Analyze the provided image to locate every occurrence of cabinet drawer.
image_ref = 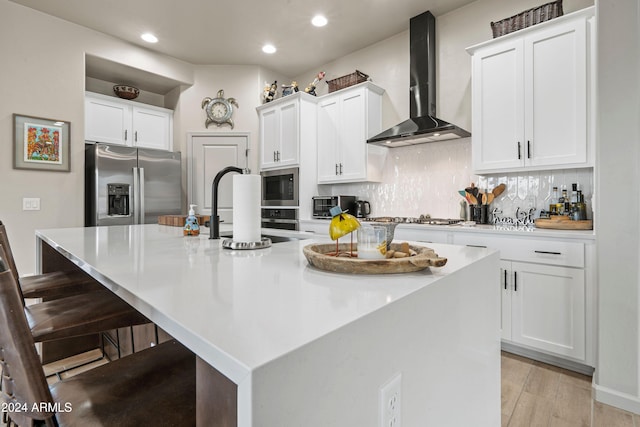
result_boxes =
[502,239,584,268]
[453,234,584,268]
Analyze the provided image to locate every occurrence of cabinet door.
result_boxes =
[338,89,367,181]
[525,20,587,167]
[500,261,512,340]
[85,96,131,145]
[278,100,299,166]
[132,106,172,150]
[471,39,525,171]
[259,107,280,169]
[317,97,340,183]
[511,262,585,360]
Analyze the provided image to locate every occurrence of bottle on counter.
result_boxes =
[549,186,559,215]
[559,188,568,215]
[577,191,588,220]
[183,204,200,236]
[571,183,579,210]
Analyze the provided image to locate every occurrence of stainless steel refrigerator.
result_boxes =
[85,143,181,226]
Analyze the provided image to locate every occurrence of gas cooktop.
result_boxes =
[362,216,463,226]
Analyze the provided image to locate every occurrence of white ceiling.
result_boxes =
[10,0,476,77]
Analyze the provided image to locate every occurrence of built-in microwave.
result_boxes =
[312,196,356,218]
[260,167,299,207]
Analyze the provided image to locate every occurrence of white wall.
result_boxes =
[593,0,640,413]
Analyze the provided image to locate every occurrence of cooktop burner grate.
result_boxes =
[362,217,462,226]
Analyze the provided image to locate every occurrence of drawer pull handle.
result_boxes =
[514,271,517,292]
[466,244,487,248]
[503,269,507,290]
[534,250,562,255]
[517,141,521,160]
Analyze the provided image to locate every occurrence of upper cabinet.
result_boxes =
[317,82,386,184]
[85,92,174,151]
[257,92,318,171]
[467,7,595,173]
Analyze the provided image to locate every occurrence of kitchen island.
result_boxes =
[36,224,500,426]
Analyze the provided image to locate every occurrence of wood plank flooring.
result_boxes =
[2,350,637,426]
[502,351,638,426]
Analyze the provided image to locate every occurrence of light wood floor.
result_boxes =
[502,351,638,426]
[3,350,637,426]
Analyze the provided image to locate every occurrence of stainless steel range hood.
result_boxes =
[367,11,470,147]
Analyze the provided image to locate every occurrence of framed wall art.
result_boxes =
[13,114,70,172]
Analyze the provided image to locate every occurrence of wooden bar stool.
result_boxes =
[0,221,103,300]
[0,243,149,343]
[0,267,196,427]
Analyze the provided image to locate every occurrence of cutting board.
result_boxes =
[158,215,210,227]
[535,216,593,230]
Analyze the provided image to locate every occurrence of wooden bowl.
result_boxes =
[302,242,447,274]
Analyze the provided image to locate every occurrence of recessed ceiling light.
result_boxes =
[311,15,328,27]
[141,33,158,43]
[262,44,277,54]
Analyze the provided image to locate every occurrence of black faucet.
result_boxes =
[210,166,246,239]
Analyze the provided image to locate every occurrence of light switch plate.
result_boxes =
[23,198,40,211]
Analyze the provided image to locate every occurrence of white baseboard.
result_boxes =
[593,383,640,415]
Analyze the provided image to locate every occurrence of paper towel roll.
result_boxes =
[232,174,261,243]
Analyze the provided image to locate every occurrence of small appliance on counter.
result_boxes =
[354,200,371,218]
[312,196,356,218]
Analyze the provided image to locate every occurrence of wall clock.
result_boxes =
[202,90,239,129]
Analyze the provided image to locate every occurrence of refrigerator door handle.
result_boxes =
[139,167,145,224]
[133,167,140,224]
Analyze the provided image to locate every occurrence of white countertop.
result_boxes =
[36,224,495,385]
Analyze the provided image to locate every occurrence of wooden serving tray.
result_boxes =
[535,216,593,230]
[302,242,447,274]
[158,215,210,227]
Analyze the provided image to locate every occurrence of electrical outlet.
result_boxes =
[380,373,402,427]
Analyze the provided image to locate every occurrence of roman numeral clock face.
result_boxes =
[201,90,238,129]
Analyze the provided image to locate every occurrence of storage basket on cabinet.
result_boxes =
[326,70,369,93]
[490,0,563,38]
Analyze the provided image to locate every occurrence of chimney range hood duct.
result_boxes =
[367,11,470,147]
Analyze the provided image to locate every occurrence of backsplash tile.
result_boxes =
[322,139,593,220]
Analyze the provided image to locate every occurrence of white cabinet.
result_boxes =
[453,232,591,364]
[317,82,387,184]
[85,92,173,150]
[257,92,317,171]
[501,260,585,360]
[467,8,595,173]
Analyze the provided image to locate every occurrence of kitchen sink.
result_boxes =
[219,233,308,244]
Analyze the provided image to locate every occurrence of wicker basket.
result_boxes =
[490,0,563,38]
[326,70,369,93]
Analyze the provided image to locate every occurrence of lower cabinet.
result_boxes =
[454,232,592,366]
[500,260,585,360]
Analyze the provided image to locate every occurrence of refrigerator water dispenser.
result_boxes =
[107,184,130,216]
